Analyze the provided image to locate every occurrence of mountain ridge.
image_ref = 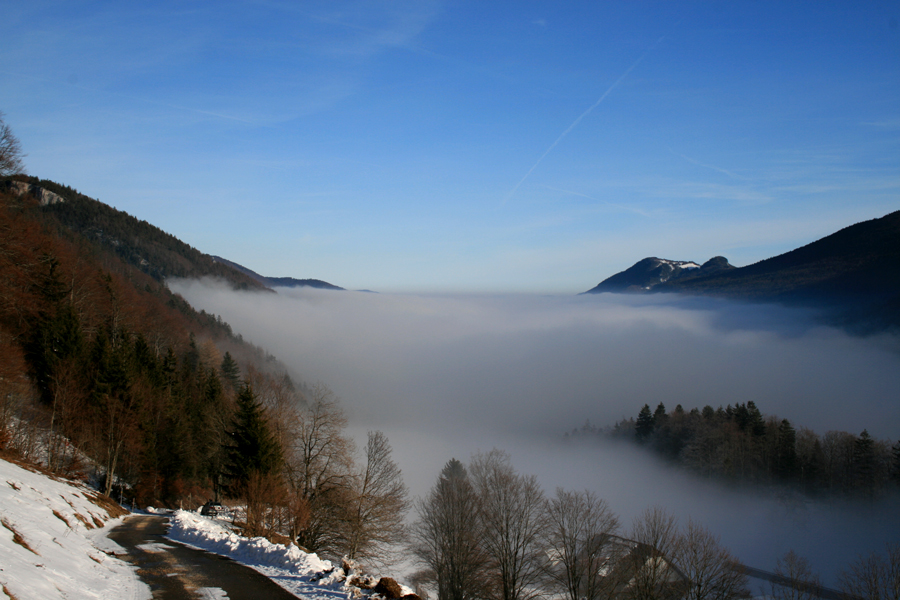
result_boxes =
[584,210,900,330]
[211,255,344,291]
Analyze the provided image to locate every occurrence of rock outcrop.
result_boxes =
[3,180,66,206]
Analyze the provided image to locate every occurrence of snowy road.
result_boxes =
[107,515,300,600]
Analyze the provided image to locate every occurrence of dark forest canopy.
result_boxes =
[574,402,900,499]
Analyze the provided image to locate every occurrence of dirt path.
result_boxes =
[107,514,300,600]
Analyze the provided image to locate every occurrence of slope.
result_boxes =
[661,210,900,302]
[5,176,268,291]
[212,255,344,290]
[0,454,146,600]
[584,210,900,329]
[0,181,293,508]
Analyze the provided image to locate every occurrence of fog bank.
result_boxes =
[171,280,900,580]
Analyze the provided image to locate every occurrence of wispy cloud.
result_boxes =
[267,0,442,59]
[861,117,900,129]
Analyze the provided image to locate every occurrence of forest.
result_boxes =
[578,402,900,498]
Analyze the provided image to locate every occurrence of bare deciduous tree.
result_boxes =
[345,430,409,565]
[287,383,355,554]
[677,519,748,600]
[838,543,899,600]
[0,112,25,176]
[625,506,684,600]
[470,449,547,600]
[544,488,620,600]
[770,551,821,600]
[411,458,489,600]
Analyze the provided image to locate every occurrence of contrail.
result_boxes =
[672,150,746,181]
[503,36,665,205]
[539,184,650,216]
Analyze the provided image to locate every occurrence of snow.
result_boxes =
[657,258,701,270]
[166,509,364,600]
[0,456,150,600]
[0,455,409,600]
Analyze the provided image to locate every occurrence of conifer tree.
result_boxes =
[775,419,798,479]
[653,403,668,428]
[635,404,654,442]
[225,384,282,495]
[220,351,241,390]
[852,430,876,496]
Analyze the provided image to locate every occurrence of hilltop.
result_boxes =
[212,255,344,290]
[584,210,900,330]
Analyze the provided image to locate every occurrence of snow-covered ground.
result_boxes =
[0,455,408,600]
[166,509,377,600]
[0,455,148,600]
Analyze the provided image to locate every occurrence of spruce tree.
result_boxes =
[775,419,798,479]
[635,404,654,442]
[852,430,876,496]
[220,351,241,390]
[225,384,282,495]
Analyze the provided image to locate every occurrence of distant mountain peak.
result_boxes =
[584,256,731,293]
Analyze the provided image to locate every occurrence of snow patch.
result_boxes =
[0,457,150,600]
[166,509,357,600]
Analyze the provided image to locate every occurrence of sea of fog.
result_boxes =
[170,279,900,583]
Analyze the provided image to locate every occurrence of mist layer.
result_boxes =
[170,279,900,581]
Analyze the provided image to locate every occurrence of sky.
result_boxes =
[2,1,899,293]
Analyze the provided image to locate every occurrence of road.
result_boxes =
[107,514,300,600]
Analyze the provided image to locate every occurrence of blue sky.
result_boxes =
[2,1,898,293]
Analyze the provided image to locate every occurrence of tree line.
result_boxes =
[579,402,900,498]
[410,452,898,600]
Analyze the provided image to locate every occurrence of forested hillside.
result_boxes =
[0,182,284,505]
[6,175,268,290]
[0,181,411,566]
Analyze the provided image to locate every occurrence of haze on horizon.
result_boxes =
[171,279,900,584]
[3,1,899,293]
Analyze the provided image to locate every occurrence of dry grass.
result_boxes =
[1,518,38,555]
[3,583,21,600]
[51,509,72,529]
[83,490,128,519]
[72,512,94,530]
